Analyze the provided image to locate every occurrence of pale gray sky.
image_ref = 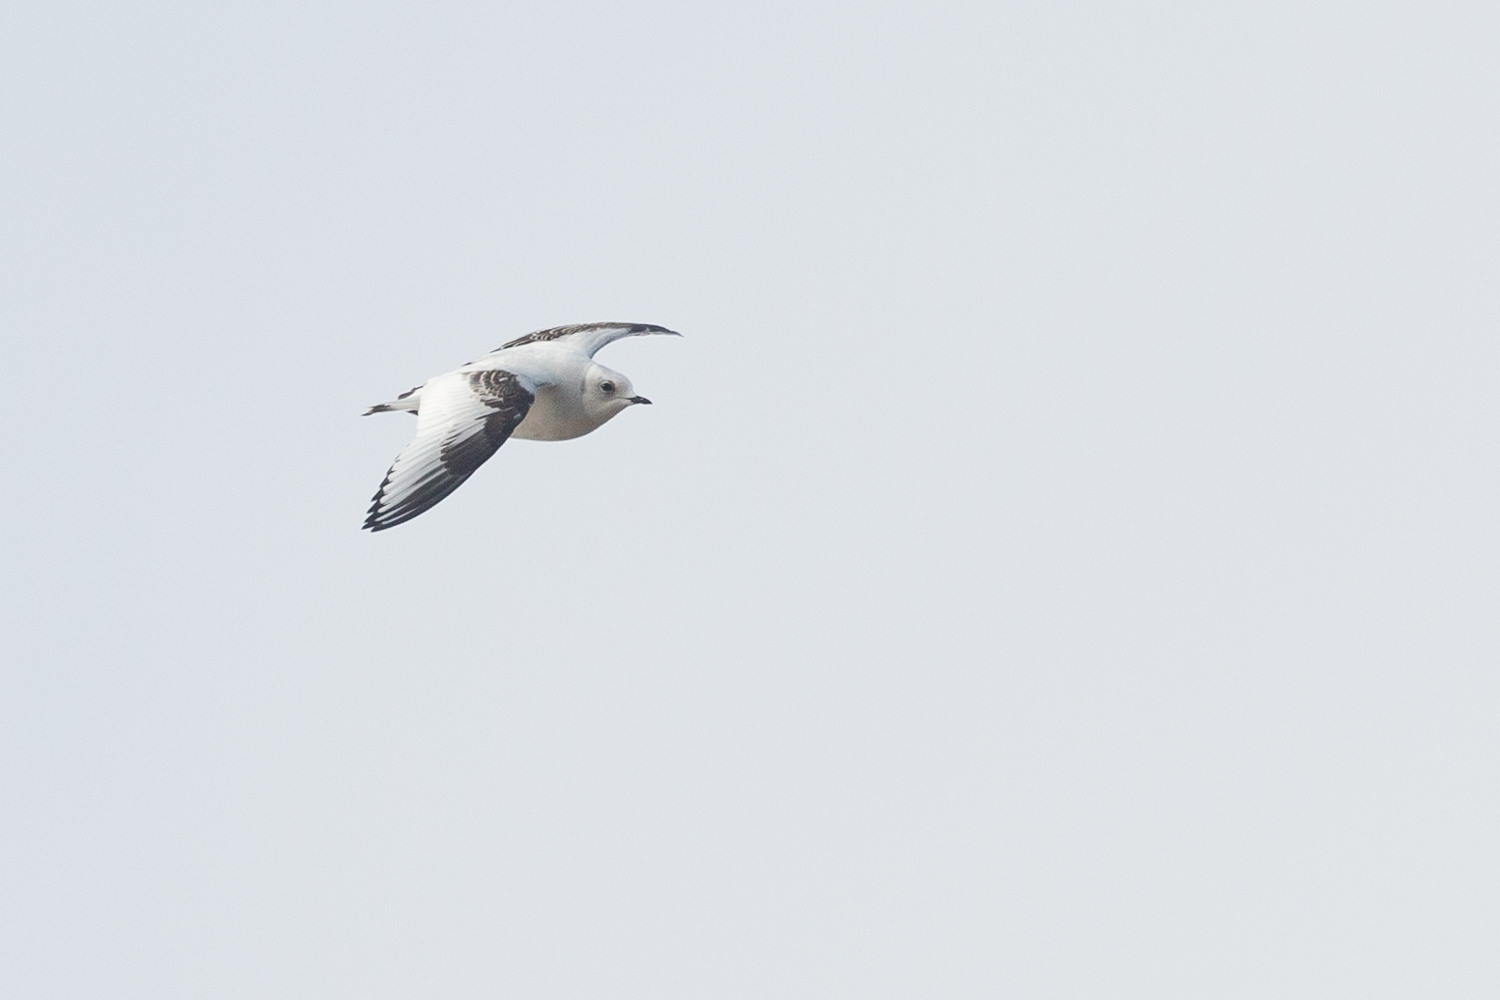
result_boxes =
[2,1,1497,997]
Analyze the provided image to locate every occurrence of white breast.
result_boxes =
[511,383,612,440]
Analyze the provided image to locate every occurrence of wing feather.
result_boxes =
[492,321,680,358]
[363,369,535,531]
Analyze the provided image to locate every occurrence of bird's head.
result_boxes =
[582,364,651,420]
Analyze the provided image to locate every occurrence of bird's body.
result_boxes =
[362,322,678,531]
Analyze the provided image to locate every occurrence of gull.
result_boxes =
[362,322,679,531]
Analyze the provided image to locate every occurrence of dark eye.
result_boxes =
[599,381,615,393]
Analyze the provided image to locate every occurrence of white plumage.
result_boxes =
[362,322,679,531]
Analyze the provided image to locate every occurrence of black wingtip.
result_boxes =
[363,478,394,531]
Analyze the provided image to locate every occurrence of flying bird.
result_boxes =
[362,322,680,531]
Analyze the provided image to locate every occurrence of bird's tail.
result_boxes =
[362,385,422,416]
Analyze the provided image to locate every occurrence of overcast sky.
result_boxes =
[2,1,1497,997]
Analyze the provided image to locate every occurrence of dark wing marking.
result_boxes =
[494,321,679,357]
[363,370,534,532]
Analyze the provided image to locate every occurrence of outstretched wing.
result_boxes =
[493,321,680,358]
[364,369,535,532]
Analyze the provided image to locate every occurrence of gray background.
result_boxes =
[2,1,1496,997]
